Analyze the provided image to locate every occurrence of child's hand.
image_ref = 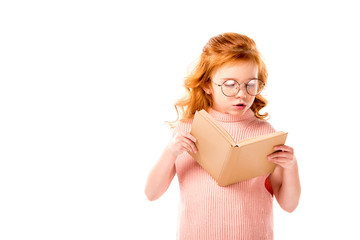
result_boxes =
[166,130,198,157]
[267,145,296,169]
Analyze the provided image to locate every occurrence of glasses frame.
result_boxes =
[211,79,265,97]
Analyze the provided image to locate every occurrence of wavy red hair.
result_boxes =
[170,32,269,127]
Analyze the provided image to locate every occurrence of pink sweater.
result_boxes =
[174,108,276,240]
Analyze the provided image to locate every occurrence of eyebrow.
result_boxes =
[220,77,259,82]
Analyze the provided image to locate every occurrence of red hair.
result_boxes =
[170,32,269,127]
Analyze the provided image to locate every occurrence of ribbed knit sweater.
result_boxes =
[174,108,276,240]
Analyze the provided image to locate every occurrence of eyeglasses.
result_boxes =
[212,79,265,97]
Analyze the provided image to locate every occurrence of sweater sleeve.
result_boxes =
[172,120,193,135]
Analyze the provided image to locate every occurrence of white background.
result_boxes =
[1,0,359,239]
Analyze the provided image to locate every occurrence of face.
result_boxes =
[204,61,259,116]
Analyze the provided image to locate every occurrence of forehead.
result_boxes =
[212,61,259,80]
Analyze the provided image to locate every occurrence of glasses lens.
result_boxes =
[247,79,264,96]
[221,80,239,97]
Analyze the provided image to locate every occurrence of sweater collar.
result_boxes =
[207,108,256,123]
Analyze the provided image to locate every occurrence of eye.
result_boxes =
[223,80,236,87]
[247,79,258,88]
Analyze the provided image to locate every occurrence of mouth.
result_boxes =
[234,103,246,107]
[233,103,246,110]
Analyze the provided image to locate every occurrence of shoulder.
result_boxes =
[172,119,193,134]
[248,118,276,135]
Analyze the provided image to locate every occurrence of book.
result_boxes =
[188,109,288,187]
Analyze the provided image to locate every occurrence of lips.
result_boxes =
[234,103,246,107]
[232,103,246,110]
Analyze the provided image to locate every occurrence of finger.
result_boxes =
[180,136,198,152]
[268,152,293,159]
[269,157,289,163]
[272,162,288,168]
[268,158,291,168]
[268,154,293,163]
[270,158,295,168]
[179,139,198,153]
[180,143,192,153]
[182,131,197,143]
[172,133,195,152]
[268,155,283,162]
[274,145,294,153]
[177,133,197,152]
[186,142,197,153]
[175,142,190,154]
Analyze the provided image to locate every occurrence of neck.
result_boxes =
[207,108,255,122]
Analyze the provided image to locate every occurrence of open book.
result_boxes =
[189,109,288,187]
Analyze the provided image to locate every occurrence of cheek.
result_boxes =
[211,91,228,107]
[248,96,256,105]
[212,88,223,100]
[218,93,229,104]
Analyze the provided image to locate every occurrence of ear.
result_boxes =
[202,82,212,95]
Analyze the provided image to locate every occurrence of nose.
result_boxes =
[235,85,247,99]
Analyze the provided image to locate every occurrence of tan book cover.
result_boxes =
[189,109,288,187]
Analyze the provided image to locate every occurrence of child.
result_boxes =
[145,32,301,240]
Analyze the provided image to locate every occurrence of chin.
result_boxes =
[229,108,247,116]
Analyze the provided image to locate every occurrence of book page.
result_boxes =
[199,110,236,146]
[221,132,287,185]
[236,131,286,147]
[190,111,234,181]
